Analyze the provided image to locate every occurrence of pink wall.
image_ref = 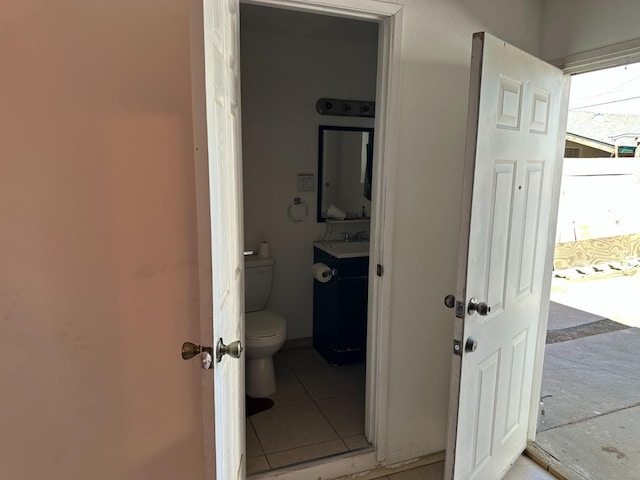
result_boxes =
[0,2,204,478]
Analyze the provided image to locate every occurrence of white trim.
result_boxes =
[238,0,403,476]
[365,5,403,465]
[550,37,640,75]
[242,0,402,17]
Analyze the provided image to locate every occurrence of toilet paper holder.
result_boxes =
[320,267,339,279]
[312,262,339,282]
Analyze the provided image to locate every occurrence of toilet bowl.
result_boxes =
[244,255,287,398]
[245,310,287,398]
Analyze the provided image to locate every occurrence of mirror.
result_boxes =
[317,125,374,222]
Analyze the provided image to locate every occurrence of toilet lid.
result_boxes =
[246,311,287,338]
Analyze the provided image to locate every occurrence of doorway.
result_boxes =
[534,62,640,479]
[239,3,383,475]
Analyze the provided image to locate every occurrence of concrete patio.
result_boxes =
[535,273,640,479]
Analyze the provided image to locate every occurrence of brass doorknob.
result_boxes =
[216,338,243,363]
[181,342,215,369]
[182,342,214,360]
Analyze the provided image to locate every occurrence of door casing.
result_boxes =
[190,0,404,478]
[526,43,640,441]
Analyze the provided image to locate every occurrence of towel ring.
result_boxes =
[288,197,308,222]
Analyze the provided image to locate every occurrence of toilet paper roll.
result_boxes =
[258,241,270,259]
[312,262,333,283]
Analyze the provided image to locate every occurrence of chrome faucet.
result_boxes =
[341,231,368,242]
[353,231,368,241]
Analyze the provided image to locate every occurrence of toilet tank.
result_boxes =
[244,255,275,312]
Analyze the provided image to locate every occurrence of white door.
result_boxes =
[445,33,569,480]
[192,0,245,479]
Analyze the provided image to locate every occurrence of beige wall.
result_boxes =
[1,1,203,479]
[565,140,612,158]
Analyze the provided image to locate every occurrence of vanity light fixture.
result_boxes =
[316,98,375,118]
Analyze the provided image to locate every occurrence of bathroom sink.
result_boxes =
[313,240,370,259]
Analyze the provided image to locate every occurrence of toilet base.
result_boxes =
[246,357,276,398]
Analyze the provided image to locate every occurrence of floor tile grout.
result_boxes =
[250,347,367,473]
[247,418,268,461]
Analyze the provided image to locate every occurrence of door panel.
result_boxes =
[517,162,543,296]
[485,160,515,315]
[200,0,245,478]
[446,33,569,480]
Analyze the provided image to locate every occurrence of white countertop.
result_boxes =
[313,240,370,259]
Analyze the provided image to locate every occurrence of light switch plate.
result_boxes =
[297,173,314,192]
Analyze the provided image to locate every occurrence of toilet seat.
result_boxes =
[246,310,287,338]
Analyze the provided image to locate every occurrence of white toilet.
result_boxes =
[244,255,287,398]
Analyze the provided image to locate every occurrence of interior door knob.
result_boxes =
[182,342,214,360]
[465,336,478,353]
[216,338,243,363]
[467,298,491,316]
[444,294,456,309]
[182,342,214,369]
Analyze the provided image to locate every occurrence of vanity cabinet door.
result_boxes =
[335,275,368,354]
[312,247,368,365]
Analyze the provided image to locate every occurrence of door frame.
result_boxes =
[190,0,404,478]
[443,33,573,479]
[526,42,640,442]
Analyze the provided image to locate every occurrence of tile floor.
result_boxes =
[247,348,558,479]
[247,347,369,475]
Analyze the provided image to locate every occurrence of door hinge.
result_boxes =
[376,264,383,277]
[455,300,465,319]
[453,339,462,356]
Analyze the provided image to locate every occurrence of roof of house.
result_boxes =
[567,110,640,147]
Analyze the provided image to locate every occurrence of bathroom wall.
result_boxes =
[240,5,378,340]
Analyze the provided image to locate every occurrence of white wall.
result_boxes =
[556,159,640,242]
[380,0,543,461]
[385,0,640,462]
[240,6,378,340]
[0,2,203,479]
[541,0,640,62]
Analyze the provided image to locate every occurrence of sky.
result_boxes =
[569,61,640,115]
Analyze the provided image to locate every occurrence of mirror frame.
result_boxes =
[317,125,374,222]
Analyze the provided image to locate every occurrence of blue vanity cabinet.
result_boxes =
[313,246,369,365]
